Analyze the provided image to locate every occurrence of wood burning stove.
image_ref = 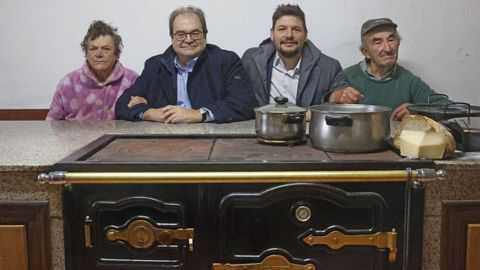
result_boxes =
[39,134,440,270]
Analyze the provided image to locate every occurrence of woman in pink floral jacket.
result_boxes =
[46,20,138,120]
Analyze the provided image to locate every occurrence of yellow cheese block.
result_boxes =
[398,130,447,159]
[393,115,456,159]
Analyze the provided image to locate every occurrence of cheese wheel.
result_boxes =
[393,115,456,159]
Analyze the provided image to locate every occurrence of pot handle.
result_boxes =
[325,115,353,127]
[284,114,305,124]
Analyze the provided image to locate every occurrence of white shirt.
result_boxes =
[270,53,301,104]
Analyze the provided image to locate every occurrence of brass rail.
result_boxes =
[37,169,445,184]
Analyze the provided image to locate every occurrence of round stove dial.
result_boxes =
[295,205,312,222]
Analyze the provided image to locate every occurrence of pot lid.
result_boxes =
[255,96,307,114]
[310,104,391,114]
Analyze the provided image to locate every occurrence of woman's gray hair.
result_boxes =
[169,6,208,38]
[81,20,123,57]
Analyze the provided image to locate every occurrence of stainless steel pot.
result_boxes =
[255,97,307,144]
[309,104,391,152]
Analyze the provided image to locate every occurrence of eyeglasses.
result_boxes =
[173,30,203,41]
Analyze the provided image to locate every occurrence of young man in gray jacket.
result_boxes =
[242,4,358,107]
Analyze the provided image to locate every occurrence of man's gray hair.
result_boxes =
[169,6,208,38]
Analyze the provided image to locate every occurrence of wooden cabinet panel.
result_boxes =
[0,109,48,120]
[466,224,480,270]
[0,201,50,270]
[441,201,480,270]
[0,225,28,270]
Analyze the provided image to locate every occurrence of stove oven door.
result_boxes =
[211,182,408,270]
[63,184,198,270]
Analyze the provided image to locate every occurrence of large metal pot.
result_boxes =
[309,104,391,152]
[255,97,307,144]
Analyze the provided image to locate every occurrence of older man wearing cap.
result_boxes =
[332,18,441,121]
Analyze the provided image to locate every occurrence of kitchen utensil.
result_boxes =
[309,104,391,152]
[254,97,307,145]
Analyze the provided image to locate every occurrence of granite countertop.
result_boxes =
[0,120,255,171]
[0,120,478,172]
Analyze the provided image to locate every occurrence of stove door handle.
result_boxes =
[84,216,93,248]
[213,254,315,270]
[104,219,194,250]
[303,229,397,263]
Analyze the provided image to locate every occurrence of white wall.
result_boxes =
[1,0,479,108]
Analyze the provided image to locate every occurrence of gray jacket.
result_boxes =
[241,39,348,107]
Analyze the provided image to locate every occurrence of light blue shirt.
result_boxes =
[174,57,197,108]
[174,57,213,121]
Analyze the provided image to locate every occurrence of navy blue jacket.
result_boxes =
[115,44,257,123]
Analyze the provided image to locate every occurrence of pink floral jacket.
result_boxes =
[46,62,138,120]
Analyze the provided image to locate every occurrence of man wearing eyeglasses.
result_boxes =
[115,6,257,123]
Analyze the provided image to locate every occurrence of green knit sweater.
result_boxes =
[344,63,439,111]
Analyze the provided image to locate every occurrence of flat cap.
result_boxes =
[361,18,397,36]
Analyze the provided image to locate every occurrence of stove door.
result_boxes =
[64,185,198,270]
[213,183,400,270]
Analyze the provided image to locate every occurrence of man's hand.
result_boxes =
[162,106,203,123]
[329,87,364,104]
[392,103,411,121]
[142,108,167,122]
[143,106,202,123]
[128,96,148,108]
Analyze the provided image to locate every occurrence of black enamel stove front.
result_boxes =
[63,180,423,270]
